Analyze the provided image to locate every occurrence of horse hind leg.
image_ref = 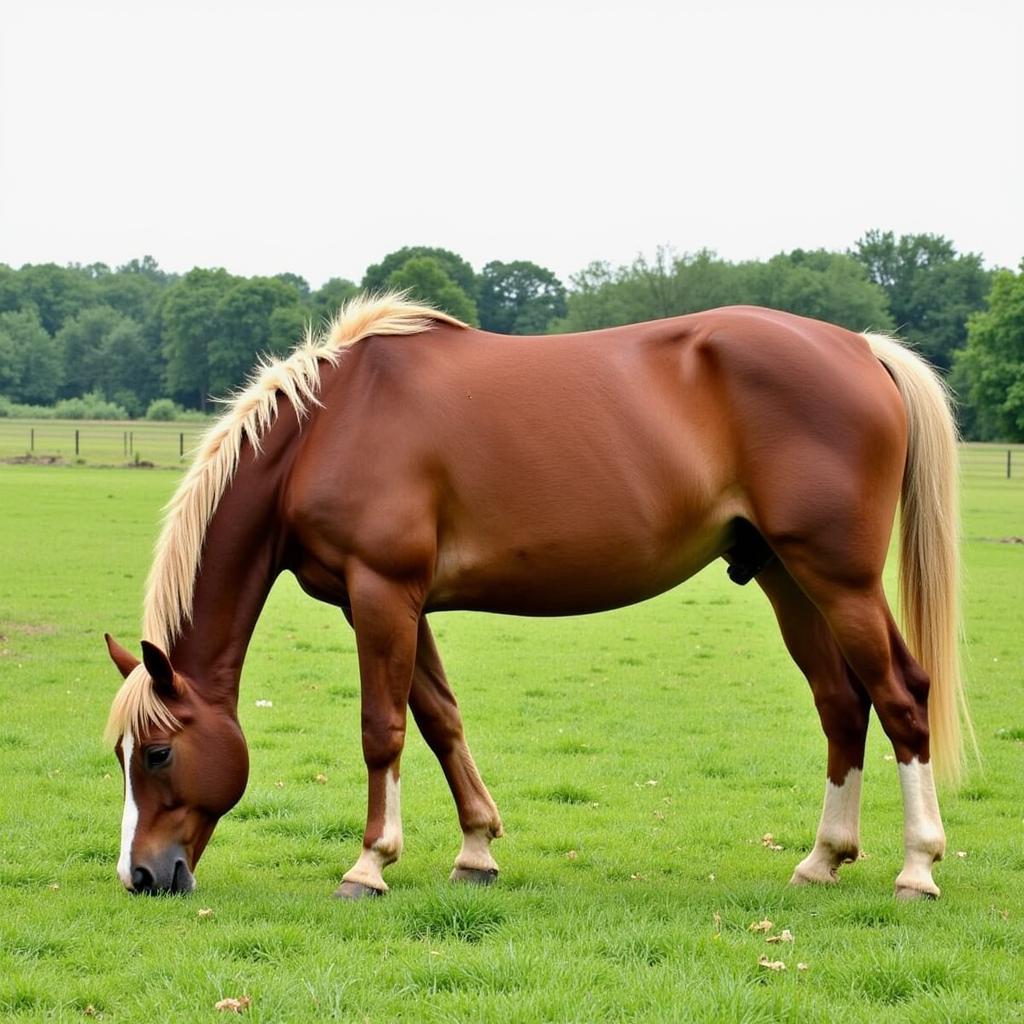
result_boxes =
[754,561,870,885]
[408,616,504,884]
[777,552,946,899]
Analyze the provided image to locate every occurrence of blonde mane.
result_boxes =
[104,292,465,744]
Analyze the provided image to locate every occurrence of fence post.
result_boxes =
[123,431,127,457]
[1009,450,1013,480]
[30,427,34,452]
[180,432,184,457]
[129,431,134,455]
[75,429,79,456]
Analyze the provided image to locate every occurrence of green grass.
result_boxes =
[0,458,1022,1022]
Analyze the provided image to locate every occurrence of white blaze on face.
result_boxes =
[117,731,139,889]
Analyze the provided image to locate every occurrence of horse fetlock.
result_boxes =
[454,827,500,873]
[373,834,403,864]
[790,841,856,886]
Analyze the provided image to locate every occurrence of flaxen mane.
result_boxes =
[105,293,465,744]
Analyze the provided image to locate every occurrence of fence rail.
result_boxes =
[1,419,1023,476]
[0,419,209,467]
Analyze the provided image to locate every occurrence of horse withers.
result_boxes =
[104,295,971,900]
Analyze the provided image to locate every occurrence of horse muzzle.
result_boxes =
[126,847,195,895]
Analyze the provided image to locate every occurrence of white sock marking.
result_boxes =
[791,767,863,884]
[895,757,945,894]
[117,732,138,889]
[342,772,403,891]
[818,767,863,853]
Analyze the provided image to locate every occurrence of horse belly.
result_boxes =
[429,496,734,616]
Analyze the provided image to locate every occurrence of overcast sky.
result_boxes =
[1,0,1020,287]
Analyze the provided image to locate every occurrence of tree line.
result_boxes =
[0,236,1020,439]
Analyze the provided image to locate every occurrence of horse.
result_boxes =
[104,293,971,901]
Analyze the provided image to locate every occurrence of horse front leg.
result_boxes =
[409,616,504,884]
[334,568,421,900]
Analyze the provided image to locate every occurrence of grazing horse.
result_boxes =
[104,294,971,901]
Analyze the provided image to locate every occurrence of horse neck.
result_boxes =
[167,402,301,708]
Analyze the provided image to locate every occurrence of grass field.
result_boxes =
[0,459,1022,1022]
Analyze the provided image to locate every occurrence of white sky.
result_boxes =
[1,0,1021,288]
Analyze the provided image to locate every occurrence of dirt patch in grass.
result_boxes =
[1,454,64,465]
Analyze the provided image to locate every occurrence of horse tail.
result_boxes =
[862,332,975,785]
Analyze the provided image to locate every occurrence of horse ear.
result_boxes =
[105,633,140,680]
[140,640,181,699]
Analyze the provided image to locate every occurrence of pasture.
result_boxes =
[0,459,1022,1022]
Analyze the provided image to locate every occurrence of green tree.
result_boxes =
[478,260,567,334]
[161,268,236,409]
[209,277,305,396]
[555,249,741,332]
[741,250,893,332]
[385,257,478,324]
[555,248,889,334]
[853,231,992,370]
[363,246,477,301]
[0,310,63,404]
[100,318,161,417]
[12,263,97,334]
[96,257,173,326]
[56,305,129,398]
[273,272,310,298]
[952,262,1024,440]
[309,277,360,327]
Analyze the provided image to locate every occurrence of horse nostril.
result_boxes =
[131,865,155,893]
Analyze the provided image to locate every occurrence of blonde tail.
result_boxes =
[862,333,975,785]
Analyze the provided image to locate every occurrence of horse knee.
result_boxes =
[361,719,406,768]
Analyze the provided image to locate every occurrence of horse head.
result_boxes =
[104,634,249,894]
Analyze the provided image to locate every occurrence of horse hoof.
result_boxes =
[333,880,385,900]
[895,883,939,901]
[450,866,499,886]
[789,865,838,887]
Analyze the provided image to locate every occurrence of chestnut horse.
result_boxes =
[104,294,970,901]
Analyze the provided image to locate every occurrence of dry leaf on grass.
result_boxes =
[254,699,273,708]
[797,962,810,971]
[766,929,794,944]
[566,849,578,860]
[757,956,786,971]
[712,912,722,934]
[761,833,783,851]
[955,850,967,858]
[749,919,774,933]
[215,996,251,1013]
[314,773,328,784]
[197,907,214,919]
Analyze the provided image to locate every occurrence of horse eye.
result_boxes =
[144,746,173,770]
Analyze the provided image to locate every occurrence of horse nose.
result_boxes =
[170,858,195,894]
[131,864,156,893]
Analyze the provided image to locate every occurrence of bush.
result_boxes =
[0,396,58,418]
[146,398,182,421]
[52,392,129,420]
